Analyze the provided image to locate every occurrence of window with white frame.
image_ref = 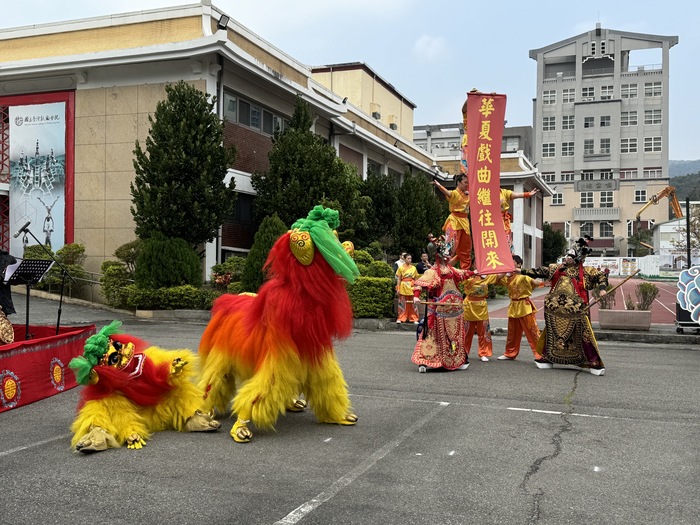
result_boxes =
[600,115,611,127]
[542,172,556,183]
[644,109,662,125]
[561,171,575,182]
[223,93,237,122]
[634,190,647,203]
[543,116,556,131]
[621,138,638,154]
[562,115,575,130]
[564,221,571,239]
[621,83,638,99]
[552,193,563,205]
[582,87,595,100]
[580,192,594,208]
[620,169,638,179]
[580,222,594,237]
[644,136,662,152]
[562,142,574,156]
[621,111,637,126]
[600,138,611,154]
[600,221,613,237]
[627,220,634,237]
[601,85,614,100]
[542,143,556,158]
[644,82,662,97]
[581,171,594,181]
[643,168,662,178]
[584,139,595,155]
[600,191,613,208]
[562,88,575,103]
[600,170,613,180]
[543,90,557,104]
[584,116,594,128]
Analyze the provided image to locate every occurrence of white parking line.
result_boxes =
[0,433,71,458]
[507,407,610,419]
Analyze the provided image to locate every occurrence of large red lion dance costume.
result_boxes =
[198,206,360,442]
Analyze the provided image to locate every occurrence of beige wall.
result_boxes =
[73,80,205,276]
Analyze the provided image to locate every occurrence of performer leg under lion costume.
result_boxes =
[198,206,360,443]
[68,321,220,453]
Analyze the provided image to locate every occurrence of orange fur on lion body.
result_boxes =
[198,230,357,439]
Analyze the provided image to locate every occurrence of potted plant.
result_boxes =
[597,281,659,331]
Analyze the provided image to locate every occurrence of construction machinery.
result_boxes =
[635,186,683,223]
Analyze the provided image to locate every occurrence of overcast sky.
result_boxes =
[2,0,698,160]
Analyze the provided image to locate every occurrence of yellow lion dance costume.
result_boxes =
[198,206,360,442]
[68,321,220,453]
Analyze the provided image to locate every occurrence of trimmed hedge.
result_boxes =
[347,276,395,318]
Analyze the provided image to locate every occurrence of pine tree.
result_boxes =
[131,81,237,250]
[358,171,399,248]
[542,222,567,265]
[240,214,288,292]
[251,95,368,239]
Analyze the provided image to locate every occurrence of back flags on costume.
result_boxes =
[465,91,514,275]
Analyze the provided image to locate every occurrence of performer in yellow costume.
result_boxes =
[395,254,419,323]
[433,174,472,270]
[462,274,500,361]
[499,188,540,253]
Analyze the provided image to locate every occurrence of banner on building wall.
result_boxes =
[465,92,513,274]
[8,102,66,257]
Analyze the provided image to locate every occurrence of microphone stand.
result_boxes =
[20,226,77,335]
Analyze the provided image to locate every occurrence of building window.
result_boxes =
[600,115,611,127]
[562,88,575,103]
[584,116,594,128]
[542,143,556,158]
[644,136,662,152]
[564,221,571,239]
[584,139,595,155]
[621,84,638,99]
[644,109,662,125]
[621,111,637,126]
[620,169,638,179]
[562,115,575,130]
[634,190,647,203]
[582,87,595,100]
[627,220,634,237]
[600,138,610,154]
[581,171,594,181]
[600,191,614,208]
[580,192,594,208]
[644,81,662,97]
[580,222,594,237]
[504,136,520,151]
[542,172,556,183]
[600,170,613,180]
[561,171,575,182]
[543,90,557,104]
[562,142,574,156]
[543,116,556,131]
[621,138,638,154]
[600,221,614,237]
[552,193,563,205]
[600,85,614,100]
[643,168,662,178]
[223,93,237,122]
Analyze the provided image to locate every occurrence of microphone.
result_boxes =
[13,221,31,238]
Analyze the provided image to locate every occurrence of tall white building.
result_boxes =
[530,24,678,256]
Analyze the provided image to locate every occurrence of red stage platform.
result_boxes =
[0,324,96,412]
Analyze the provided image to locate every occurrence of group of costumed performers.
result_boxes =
[68,320,220,453]
[519,237,609,375]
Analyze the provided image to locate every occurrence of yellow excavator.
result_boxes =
[635,186,683,224]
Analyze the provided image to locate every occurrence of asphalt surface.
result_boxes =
[1,292,699,525]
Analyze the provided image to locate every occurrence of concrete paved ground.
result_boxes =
[1,292,698,524]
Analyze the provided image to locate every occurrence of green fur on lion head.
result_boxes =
[68,320,122,385]
[291,206,360,284]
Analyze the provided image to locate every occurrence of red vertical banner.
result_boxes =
[466,92,514,274]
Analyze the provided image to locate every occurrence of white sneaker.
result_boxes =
[534,359,553,369]
[413,321,419,324]
[396,320,402,324]
[457,363,469,370]
[418,365,427,373]
[589,367,605,376]
[497,355,513,360]
[480,356,489,362]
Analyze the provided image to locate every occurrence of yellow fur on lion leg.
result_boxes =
[197,348,239,416]
[70,395,150,449]
[305,350,357,425]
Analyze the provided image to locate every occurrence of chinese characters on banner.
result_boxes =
[465,92,514,274]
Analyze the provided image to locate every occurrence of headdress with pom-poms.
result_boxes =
[69,320,122,385]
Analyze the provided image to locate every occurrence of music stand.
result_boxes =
[7,259,54,340]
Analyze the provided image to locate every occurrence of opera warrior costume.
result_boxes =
[412,237,476,372]
[521,241,608,375]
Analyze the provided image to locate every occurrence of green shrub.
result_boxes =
[211,256,246,291]
[22,243,88,295]
[347,276,394,318]
[134,234,202,289]
[634,282,660,310]
[365,260,394,278]
[355,263,368,276]
[353,249,373,266]
[365,241,384,261]
[100,261,133,309]
[124,284,219,310]
[114,239,143,274]
[227,281,244,294]
[241,214,287,292]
